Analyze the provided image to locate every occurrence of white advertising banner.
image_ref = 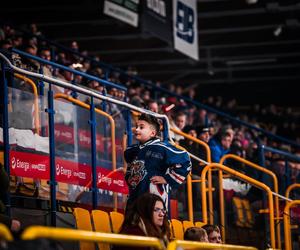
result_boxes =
[173,0,199,60]
[104,0,139,27]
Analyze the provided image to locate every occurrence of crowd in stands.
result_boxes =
[1,23,299,183]
[1,22,300,248]
[1,21,300,193]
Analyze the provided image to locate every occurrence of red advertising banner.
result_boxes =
[55,158,91,187]
[78,129,104,152]
[10,151,49,180]
[97,167,128,194]
[54,124,74,144]
[9,150,128,194]
[55,124,104,152]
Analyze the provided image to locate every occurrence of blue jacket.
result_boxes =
[124,138,191,206]
[208,138,229,163]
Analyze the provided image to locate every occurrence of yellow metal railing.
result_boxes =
[283,200,300,250]
[21,226,164,249]
[54,93,117,209]
[285,183,300,200]
[170,128,213,224]
[122,133,127,173]
[13,73,41,193]
[170,128,211,163]
[167,240,258,250]
[220,154,281,247]
[14,73,40,134]
[201,163,276,249]
[54,93,116,173]
[0,223,13,241]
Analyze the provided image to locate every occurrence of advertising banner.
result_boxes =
[141,0,172,44]
[9,150,128,194]
[173,0,199,60]
[103,0,140,27]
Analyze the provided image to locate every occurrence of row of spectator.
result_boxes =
[1,22,299,196]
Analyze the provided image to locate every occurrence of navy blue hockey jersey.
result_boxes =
[124,138,191,207]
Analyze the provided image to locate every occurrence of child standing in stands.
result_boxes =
[124,113,191,210]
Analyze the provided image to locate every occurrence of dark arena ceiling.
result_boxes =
[1,0,300,106]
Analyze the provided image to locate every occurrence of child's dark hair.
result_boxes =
[202,224,220,234]
[138,113,160,135]
[184,227,207,241]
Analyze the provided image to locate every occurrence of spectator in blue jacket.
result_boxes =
[209,129,233,163]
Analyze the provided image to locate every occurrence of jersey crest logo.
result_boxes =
[127,160,147,189]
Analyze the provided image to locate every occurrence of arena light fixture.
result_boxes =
[246,0,258,5]
[226,58,277,66]
[273,25,282,36]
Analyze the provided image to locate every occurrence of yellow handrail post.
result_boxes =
[170,128,212,224]
[21,226,164,249]
[283,200,300,250]
[54,93,117,210]
[208,168,214,224]
[285,183,300,200]
[201,163,276,249]
[14,73,40,134]
[186,174,193,222]
[122,133,127,174]
[167,239,258,250]
[220,154,280,248]
[218,168,225,242]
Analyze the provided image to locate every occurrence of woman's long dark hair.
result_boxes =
[121,193,170,239]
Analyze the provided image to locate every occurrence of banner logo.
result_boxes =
[176,1,194,43]
[11,157,16,169]
[56,164,61,175]
[173,0,198,60]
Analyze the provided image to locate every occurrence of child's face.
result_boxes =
[201,232,209,242]
[208,230,222,243]
[135,120,156,143]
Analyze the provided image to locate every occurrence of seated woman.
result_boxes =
[184,227,209,242]
[113,193,170,250]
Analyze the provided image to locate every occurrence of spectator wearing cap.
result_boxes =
[197,125,210,144]
[195,125,211,175]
